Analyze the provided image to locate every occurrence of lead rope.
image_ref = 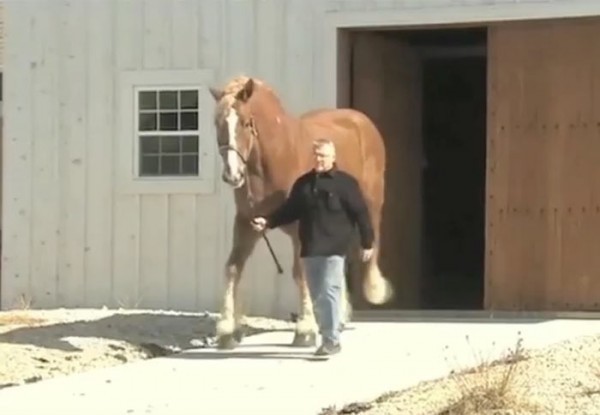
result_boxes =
[218,122,284,274]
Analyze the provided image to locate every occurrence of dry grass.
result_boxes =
[321,334,543,415]
[0,312,47,327]
[437,335,539,415]
[579,358,600,398]
[0,295,47,327]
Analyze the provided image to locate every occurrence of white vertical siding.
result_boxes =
[57,1,87,306]
[0,1,4,69]
[4,0,600,316]
[0,0,326,318]
[3,1,34,308]
[2,0,598,316]
[84,0,114,307]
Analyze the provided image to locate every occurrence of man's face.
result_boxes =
[313,145,335,172]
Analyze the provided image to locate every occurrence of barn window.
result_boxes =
[136,88,200,176]
[117,69,216,194]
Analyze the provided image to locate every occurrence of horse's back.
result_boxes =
[297,107,386,205]
[299,107,385,172]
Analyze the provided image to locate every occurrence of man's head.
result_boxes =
[312,138,336,173]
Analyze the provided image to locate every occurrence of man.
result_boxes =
[251,138,374,357]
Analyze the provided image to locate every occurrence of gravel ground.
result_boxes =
[5,309,600,414]
[322,333,600,415]
[0,307,293,389]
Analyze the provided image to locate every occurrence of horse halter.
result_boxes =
[218,115,258,206]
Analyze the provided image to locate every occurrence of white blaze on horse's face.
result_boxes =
[222,109,244,188]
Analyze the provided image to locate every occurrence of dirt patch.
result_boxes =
[0,308,293,389]
[321,333,600,415]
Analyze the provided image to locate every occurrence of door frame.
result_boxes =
[316,0,600,109]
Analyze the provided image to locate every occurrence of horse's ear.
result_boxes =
[236,78,255,102]
[209,86,224,101]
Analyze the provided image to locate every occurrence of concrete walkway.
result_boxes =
[2,316,600,415]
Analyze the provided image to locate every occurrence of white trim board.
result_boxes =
[318,0,600,108]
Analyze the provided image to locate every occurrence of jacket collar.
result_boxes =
[312,163,338,177]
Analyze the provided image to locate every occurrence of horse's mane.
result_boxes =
[213,75,281,124]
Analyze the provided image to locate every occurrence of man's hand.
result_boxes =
[361,248,374,262]
[251,217,267,232]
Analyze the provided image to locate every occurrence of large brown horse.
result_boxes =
[209,75,393,349]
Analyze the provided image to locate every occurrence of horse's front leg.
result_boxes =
[216,215,259,350]
[290,236,319,347]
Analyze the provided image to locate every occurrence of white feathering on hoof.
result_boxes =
[216,318,236,336]
[364,266,394,305]
[296,315,318,334]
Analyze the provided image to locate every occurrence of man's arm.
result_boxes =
[342,176,374,249]
[265,179,303,229]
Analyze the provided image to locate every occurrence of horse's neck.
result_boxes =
[237,111,299,215]
[256,112,299,187]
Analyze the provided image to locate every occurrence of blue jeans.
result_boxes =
[302,255,345,345]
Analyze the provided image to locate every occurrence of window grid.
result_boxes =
[135,87,201,177]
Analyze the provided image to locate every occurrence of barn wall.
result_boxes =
[1,0,323,318]
[486,17,600,311]
[5,0,600,316]
[0,1,4,69]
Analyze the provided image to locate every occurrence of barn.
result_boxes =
[2,0,600,318]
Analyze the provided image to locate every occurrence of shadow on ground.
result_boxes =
[0,312,294,355]
[0,309,568,359]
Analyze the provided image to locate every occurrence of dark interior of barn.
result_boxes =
[341,27,487,310]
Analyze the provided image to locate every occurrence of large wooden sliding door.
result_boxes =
[486,18,600,310]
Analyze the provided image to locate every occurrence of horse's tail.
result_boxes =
[362,253,394,305]
[345,109,392,305]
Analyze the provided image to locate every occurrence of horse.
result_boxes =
[209,75,393,349]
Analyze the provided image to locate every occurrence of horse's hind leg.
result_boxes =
[216,214,259,349]
[290,236,318,347]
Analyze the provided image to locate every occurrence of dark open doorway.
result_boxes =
[340,26,487,310]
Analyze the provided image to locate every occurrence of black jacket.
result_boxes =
[266,167,374,257]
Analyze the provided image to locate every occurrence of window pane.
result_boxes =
[139,113,157,131]
[159,112,178,131]
[140,136,160,154]
[160,136,180,153]
[180,111,198,130]
[140,155,160,176]
[181,135,199,153]
[139,91,157,110]
[159,91,178,110]
[182,155,199,175]
[180,90,198,109]
[161,155,180,175]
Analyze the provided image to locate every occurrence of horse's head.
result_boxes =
[210,78,258,189]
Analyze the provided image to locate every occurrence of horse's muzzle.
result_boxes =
[222,171,245,188]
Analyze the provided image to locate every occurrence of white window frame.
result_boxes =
[134,85,202,178]
[116,69,216,194]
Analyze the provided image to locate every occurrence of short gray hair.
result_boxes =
[312,138,336,155]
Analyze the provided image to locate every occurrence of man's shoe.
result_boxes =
[314,341,341,357]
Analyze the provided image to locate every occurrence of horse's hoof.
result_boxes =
[233,328,245,343]
[216,334,239,350]
[291,332,317,347]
